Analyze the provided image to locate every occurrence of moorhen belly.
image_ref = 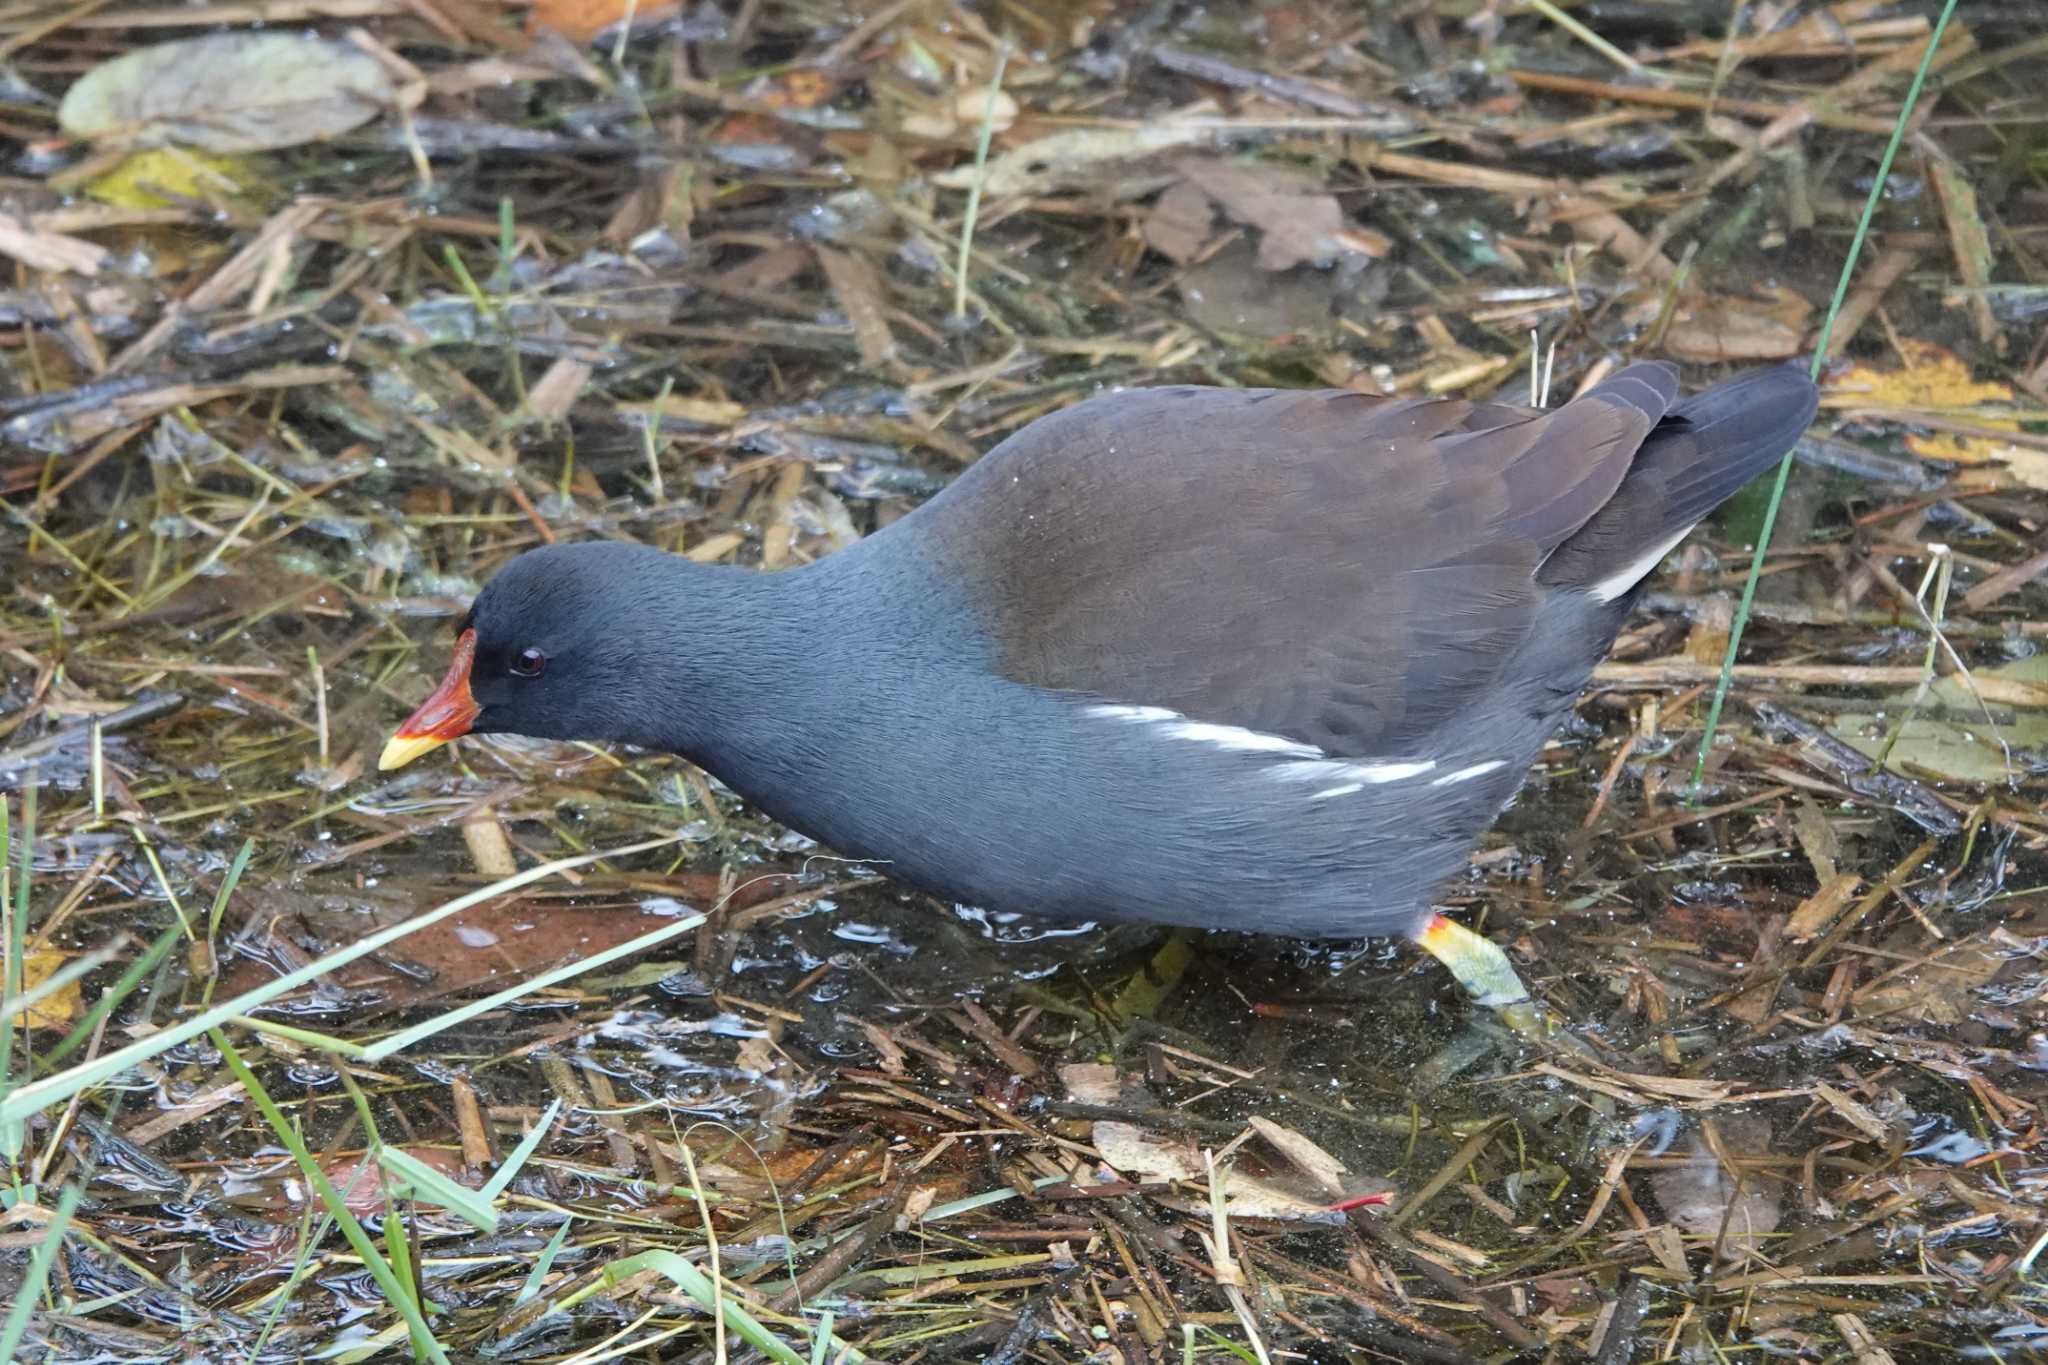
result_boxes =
[381,362,1818,1036]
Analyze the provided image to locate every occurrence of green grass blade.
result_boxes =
[226,1015,373,1059]
[951,45,1011,320]
[42,923,182,1068]
[379,1187,420,1346]
[516,1217,574,1304]
[133,836,194,942]
[244,1198,342,1365]
[361,912,702,1062]
[208,838,257,939]
[810,1309,835,1365]
[922,1174,1065,1222]
[1690,0,1961,796]
[0,1183,81,1364]
[210,1027,452,1365]
[1196,1324,1264,1364]
[377,1145,500,1234]
[480,1098,562,1203]
[600,1248,828,1365]
[1,789,31,1159]
[4,788,32,1016]
[8,785,27,927]
[0,832,682,1126]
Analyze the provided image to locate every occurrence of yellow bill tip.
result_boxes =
[378,732,450,771]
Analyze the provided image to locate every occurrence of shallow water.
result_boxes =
[4,0,2047,1357]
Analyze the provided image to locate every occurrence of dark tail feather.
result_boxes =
[1537,364,1819,597]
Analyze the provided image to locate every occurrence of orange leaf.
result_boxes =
[527,0,677,44]
[752,70,840,111]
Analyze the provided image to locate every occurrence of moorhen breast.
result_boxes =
[381,361,1818,1036]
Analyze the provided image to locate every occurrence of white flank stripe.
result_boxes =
[1270,758,1436,785]
[1432,759,1508,786]
[1084,703,1434,783]
[1160,720,1321,756]
[1588,527,1694,602]
[1310,783,1364,800]
[1087,704,1178,723]
[1084,704,1319,758]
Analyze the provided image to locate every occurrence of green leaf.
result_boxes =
[377,1145,500,1234]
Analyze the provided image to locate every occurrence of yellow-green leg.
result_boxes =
[1414,913,1595,1057]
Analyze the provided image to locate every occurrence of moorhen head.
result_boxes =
[382,362,1818,1035]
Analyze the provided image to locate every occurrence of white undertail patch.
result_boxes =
[1587,526,1695,603]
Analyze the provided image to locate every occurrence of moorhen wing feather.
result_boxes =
[381,361,1819,1034]
[922,367,1676,756]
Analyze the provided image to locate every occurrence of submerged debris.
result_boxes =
[0,0,2044,1360]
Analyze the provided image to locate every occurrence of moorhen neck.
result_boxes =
[382,362,1819,1035]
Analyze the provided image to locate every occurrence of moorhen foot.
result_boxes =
[381,362,1819,1043]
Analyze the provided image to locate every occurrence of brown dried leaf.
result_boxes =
[1647,1223,1692,1280]
[1813,1083,1892,1143]
[1792,799,1840,884]
[861,1022,909,1075]
[1175,158,1352,271]
[1663,293,1806,363]
[1648,1116,1781,1259]
[525,358,593,423]
[1721,975,1781,1027]
[900,86,1017,141]
[1058,1062,1123,1105]
[1091,1122,1334,1220]
[1928,155,2000,348]
[815,245,896,367]
[1091,1120,1198,1181]
[931,124,1208,197]
[1785,873,1864,942]
[1248,1116,1348,1197]
[0,214,110,276]
[1178,239,1341,338]
[735,1033,780,1076]
[461,813,518,878]
[1142,181,1216,265]
[315,1146,471,1215]
[1537,1063,1736,1102]
[897,1184,938,1229]
[1853,938,2006,1026]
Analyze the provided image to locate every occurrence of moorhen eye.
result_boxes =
[510,648,546,678]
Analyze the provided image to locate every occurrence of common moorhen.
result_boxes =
[382,362,1818,1034]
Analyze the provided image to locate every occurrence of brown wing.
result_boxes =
[920,366,1678,757]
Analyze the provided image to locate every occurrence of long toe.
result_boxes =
[1410,998,1604,1090]
[1413,912,1605,1067]
[1495,998,1603,1063]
